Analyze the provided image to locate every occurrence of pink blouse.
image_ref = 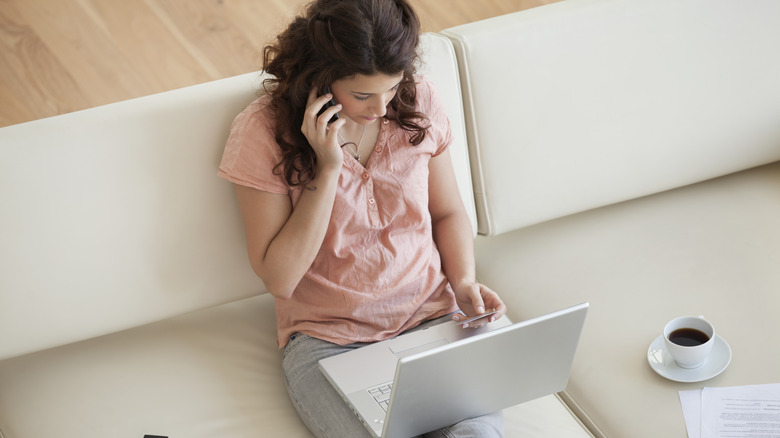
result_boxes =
[218,77,458,347]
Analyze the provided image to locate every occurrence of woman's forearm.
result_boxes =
[432,208,476,290]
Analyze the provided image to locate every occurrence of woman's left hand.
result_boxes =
[451,282,507,328]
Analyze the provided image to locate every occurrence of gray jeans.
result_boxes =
[281,317,504,438]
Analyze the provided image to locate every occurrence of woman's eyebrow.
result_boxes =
[351,81,403,96]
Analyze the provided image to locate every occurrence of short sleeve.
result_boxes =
[415,77,453,158]
[217,97,290,195]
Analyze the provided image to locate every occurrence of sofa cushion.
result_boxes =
[474,162,780,437]
[0,294,593,438]
[443,0,780,236]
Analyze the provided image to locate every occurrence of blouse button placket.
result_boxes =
[362,171,380,227]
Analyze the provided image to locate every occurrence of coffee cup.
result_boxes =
[663,316,715,369]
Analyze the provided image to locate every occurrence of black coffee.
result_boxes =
[669,328,710,346]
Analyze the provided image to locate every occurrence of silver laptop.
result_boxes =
[318,302,589,438]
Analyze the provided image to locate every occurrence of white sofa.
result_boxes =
[2,0,779,437]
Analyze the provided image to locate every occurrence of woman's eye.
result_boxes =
[354,95,369,101]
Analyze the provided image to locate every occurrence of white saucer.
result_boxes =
[647,334,732,383]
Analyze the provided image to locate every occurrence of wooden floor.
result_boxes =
[0,0,558,128]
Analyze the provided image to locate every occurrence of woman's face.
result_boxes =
[330,72,405,125]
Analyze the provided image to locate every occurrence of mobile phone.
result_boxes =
[457,309,499,327]
[316,86,339,124]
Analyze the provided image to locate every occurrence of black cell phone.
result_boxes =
[316,86,339,124]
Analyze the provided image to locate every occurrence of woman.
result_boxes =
[218,0,507,436]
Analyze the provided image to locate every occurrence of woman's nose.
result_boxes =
[370,96,389,117]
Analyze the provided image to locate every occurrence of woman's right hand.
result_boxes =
[301,88,347,172]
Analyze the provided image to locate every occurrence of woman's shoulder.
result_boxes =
[413,75,436,98]
[412,75,446,113]
[218,93,290,194]
[232,93,276,132]
[226,93,282,154]
[408,75,452,154]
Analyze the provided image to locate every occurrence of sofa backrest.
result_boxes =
[0,33,470,360]
[0,73,264,360]
[443,0,780,236]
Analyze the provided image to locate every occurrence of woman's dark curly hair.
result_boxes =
[262,0,428,186]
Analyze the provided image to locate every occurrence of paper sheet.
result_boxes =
[680,389,703,437]
[680,383,780,438]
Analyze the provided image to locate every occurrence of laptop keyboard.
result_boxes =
[367,381,393,411]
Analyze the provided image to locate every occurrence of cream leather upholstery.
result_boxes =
[443,0,780,235]
[475,161,780,437]
[0,72,265,360]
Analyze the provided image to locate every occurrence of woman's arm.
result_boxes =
[428,148,507,327]
[234,89,346,300]
[235,170,338,299]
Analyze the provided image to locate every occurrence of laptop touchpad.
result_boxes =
[390,338,449,359]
